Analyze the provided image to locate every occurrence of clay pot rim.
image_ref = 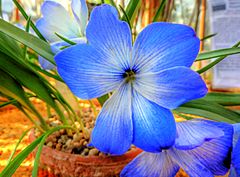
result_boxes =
[29,129,142,163]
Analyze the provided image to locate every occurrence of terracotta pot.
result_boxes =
[29,130,142,177]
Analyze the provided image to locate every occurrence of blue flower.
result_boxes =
[121,119,233,177]
[229,123,240,177]
[36,0,88,70]
[55,4,207,155]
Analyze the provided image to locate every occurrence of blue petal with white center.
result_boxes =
[175,119,224,150]
[86,4,132,71]
[131,89,176,152]
[36,0,80,42]
[132,22,200,73]
[173,120,233,176]
[121,152,179,177]
[133,66,207,109]
[55,44,123,99]
[91,84,133,155]
[71,0,88,36]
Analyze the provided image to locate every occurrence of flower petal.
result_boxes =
[231,138,240,176]
[55,44,123,99]
[132,22,199,73]
[169,148,214,177]
[233,123,240,146]
[86,4,132,70]
[39,38,86,70]
[91,84,132,155]
[36,1,80,42]
[38,56,55,70]
[121,152,179,177]
[132,89,176,152]
[71,0,88,36]
[134,66,207,109]
[175,119,224,150]
[172,121,233,176]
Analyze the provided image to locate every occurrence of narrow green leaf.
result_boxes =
[176,99,240,123]
[0,135,44,177]
[12,0,47,41]
[0,53,68,125]
[104,0,117,9]
[0,0,2,18]
[0,19,55,64]
[0,99,17,108]
[197,41,240,74]
[175,107,235,123]
[0,31,24,61]
[23,16,32,60]
[200,33,217,41]
[152,0,167,22]
[97,94,109,106]
[55,33,76,45]
[196,47,240,61]
[203,92,240,106]
[29,63,63,82]
[0,69,48,129]
[7,128,32,164]
[32,125,74,177]
[122,0,141,26]
[119,5,132,29]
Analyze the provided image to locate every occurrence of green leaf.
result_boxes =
[0,52,68,125]
[0,70,29,108]
[0,31,24,61]
[0,135,44,177]
[0,69,48,129]
[119,5,132,29]
[0,19,55,64]
[203,92,240,106]
[12,0,47,41]
[55,33,76,45]
[196,47,240,61]
[97,94,109,106]
[197,41,240,74]
[175,99,240,123]
[0,0,2,18]
[23,16,32,60]
[152,0,167,22]
[0,99,17,108]
[7,128,32,164]
[200,33,217,41]
[122,0,141,26]
[104,0,117,9]
[32,125,74,177]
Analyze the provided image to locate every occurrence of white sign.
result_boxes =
[208,0,240,89]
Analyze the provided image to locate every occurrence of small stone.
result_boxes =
[79,139,85,146]
[83,141,88,146]
[56,143,62,150]
[99,152,106,157]
[81,148,89,156]
[66,139,72,147]
[88,148,99,156]
[73,142,81,148]
[58,139,63,144]
[73,133,82,142]
[46,142,53,147]
[60,129,66,135]
[61,135,68,143]
[85,122,90,129]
